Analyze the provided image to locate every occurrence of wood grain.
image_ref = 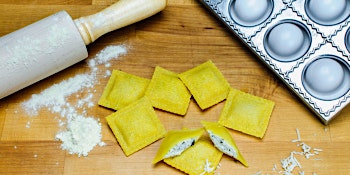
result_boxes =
[0,0,349,174]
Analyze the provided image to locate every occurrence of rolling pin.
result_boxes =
[0,0,167,99]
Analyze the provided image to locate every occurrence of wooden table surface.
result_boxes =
[1,0,349,174]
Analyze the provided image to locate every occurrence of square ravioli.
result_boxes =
[218,88,275,138]
[179,60,230,110]
[145,66,191,115]
[98,70,150,110]
[106,97,166,156]
[164,138,223,175]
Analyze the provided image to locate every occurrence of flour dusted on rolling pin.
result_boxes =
[0,11,88,99]
[5,23,70,69]
[21,45,127,157]
[5,15,71,68]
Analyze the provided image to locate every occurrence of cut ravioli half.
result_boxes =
[106,97,166,156]
[164,138,223,175]
[153,128,204,164]
[218,88,275,138]
[201,121,248,167]
[98,70,150,110]
[145,66,191,115]
[179,60,230,110]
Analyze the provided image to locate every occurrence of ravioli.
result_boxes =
[99,70,150,110]
[145,66,191,115]
[179,60,230,110]
[218,88,275,138]
[106,97,166,156]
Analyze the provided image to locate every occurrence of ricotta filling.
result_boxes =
[208,131,237,158]
[164,138,196,158]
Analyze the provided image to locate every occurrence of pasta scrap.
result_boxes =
[98,70,150,110]
[218,88,275,138]
[145,66,191,115]
[106,97,166,156]
[179,60,230,110]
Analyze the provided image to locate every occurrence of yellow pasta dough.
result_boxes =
[145,66,191,115]
[99,60,276,173]
[164,138,223,175]
[201,121,248,167]
[98,70,150,110]
[153,128,204,164]
[106,97,166,156]
[218,88,275,138]
[179,60,230,110]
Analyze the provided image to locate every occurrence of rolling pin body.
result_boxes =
[0,0,167,99]
[0,11,87,99]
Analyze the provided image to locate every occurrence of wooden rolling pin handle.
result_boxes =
[74,0,167,45]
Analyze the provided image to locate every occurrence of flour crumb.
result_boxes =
[105,62,111,68]
[25,121,31,128]
[104,70,112,78]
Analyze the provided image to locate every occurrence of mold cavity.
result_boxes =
[346,28,350,53]
[305,0,350,26]
[302,55,350,100]
[264,20,311,62]
[229,0,273,27]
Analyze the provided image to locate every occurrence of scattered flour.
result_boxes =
[21,45,128,156]
[55,115,105,157]
[22,73,96,116]
[87,45,127,69]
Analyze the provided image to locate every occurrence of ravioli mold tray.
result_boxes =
[199,0,350,124]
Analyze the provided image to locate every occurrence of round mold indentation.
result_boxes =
[302,55,350,101]
[346,27,350,53]
[229,0,273,27]
[264,20,311,62]
[305,0,350,26]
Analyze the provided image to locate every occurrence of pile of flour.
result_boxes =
[21,45,127,157]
